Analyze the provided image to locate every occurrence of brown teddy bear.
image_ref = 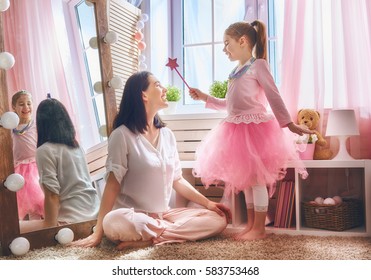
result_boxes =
[297,109,333,160]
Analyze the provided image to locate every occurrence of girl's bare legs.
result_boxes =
[236,210,267,241]
[235,186,268,241]
[234,188,254,238]
[234,207,254,239]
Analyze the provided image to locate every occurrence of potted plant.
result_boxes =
[210,80,228,98]
[162,85,181,114]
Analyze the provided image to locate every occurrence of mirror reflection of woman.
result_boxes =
[19,98,99,233]
[73,71,230,250]
[11,90,44,221]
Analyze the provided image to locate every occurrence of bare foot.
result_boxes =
[235,230,266,241]
[233,225,253,240]
[116,240,153,250]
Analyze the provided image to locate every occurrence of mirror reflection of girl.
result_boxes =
[19,98,99,233]
[72,71,230,250]
[11,90,44,221]
[189,21,311,241]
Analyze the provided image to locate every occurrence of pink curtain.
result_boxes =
[3,0,75,126]
[280,0,371,159]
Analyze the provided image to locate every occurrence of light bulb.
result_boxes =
[0,111,19,129]
[99,125,107,137]
[134,30,144,41]
[108,76,123,89]
[139,62,147,71]
[136,20,144,30]
[140,13,149,22]
[138,54,146,62]
[0,0,10,12]
[4,173,25,192]
[85,0,93,7]
[9,237,30,256]
[137,41,146,51]
[0,51,15,70]
[55,228,74,245]
[89,37,98,49]
[93,81,103,93]
[104,31,118,44]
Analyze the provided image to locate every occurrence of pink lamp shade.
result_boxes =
[325,109,360,160]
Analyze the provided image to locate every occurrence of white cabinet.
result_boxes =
[232,160,371,237]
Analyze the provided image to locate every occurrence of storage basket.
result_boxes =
[302,198,364,231]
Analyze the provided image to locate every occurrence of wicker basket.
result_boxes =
[302,198,364,231]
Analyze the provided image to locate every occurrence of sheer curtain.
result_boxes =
[280,0,371,159]
[3,0,73,115]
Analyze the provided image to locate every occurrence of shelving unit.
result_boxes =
[232,160,371,237]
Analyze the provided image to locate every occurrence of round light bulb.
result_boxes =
[138,54,146,62]
[104,31,118,44]
[0,51,15,70]
[0,0,10,12]
[99,125,107,137]
[136,20,144,30]
[134,30,144,41]
[108,76,123,89]
[89,37,98,49]
[137,41,146,51]
[139,62,147,71]
[0,111,19,129]
[4,173,25,192]
[55,228,74,245]
[140,13,149,22]
[85,0,93,7]
[9,237,30,256]
[93,81,103,94]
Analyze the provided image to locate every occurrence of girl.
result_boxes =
[189,20,311,241]
[19,98,99,233]
[11,90,44,220]
[72,71,230,250]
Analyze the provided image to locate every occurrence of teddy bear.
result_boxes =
[297,109,333,160]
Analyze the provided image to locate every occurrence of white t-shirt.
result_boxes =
[106,125,182,213]
[36,143,100,223]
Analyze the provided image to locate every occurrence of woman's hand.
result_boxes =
[189,88,208,102]
[206,201,232,223]
[287,122,314,136]
[70,230,103,248]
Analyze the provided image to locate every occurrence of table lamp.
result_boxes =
[325,109,359,160]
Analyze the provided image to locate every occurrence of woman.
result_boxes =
[19,98,99,233]
[73,71,230,250]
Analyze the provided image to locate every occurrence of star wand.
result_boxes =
[165,58,190,89]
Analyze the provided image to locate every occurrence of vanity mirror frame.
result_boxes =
[0,0,116,256]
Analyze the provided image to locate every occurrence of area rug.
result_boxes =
[1,232,371,260]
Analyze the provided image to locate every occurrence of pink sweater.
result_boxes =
[206,59,292,127]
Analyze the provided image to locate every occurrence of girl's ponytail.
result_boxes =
[251,20,267,60]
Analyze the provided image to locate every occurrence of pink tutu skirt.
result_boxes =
[192,120,307,197]
[15,161,45,219]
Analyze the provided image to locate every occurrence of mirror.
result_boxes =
[0,0,140,255]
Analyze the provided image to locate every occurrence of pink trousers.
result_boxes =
[102,207,227,245]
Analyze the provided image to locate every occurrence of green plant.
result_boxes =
[166,85,181,102]
[210,80,228,98]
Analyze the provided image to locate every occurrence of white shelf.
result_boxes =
[233,159,371,237]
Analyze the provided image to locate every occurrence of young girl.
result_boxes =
[11,90,44,220]
[189,20,311,241]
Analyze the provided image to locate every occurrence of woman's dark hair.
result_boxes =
[36,98,79,148]
[113,71,165,133]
